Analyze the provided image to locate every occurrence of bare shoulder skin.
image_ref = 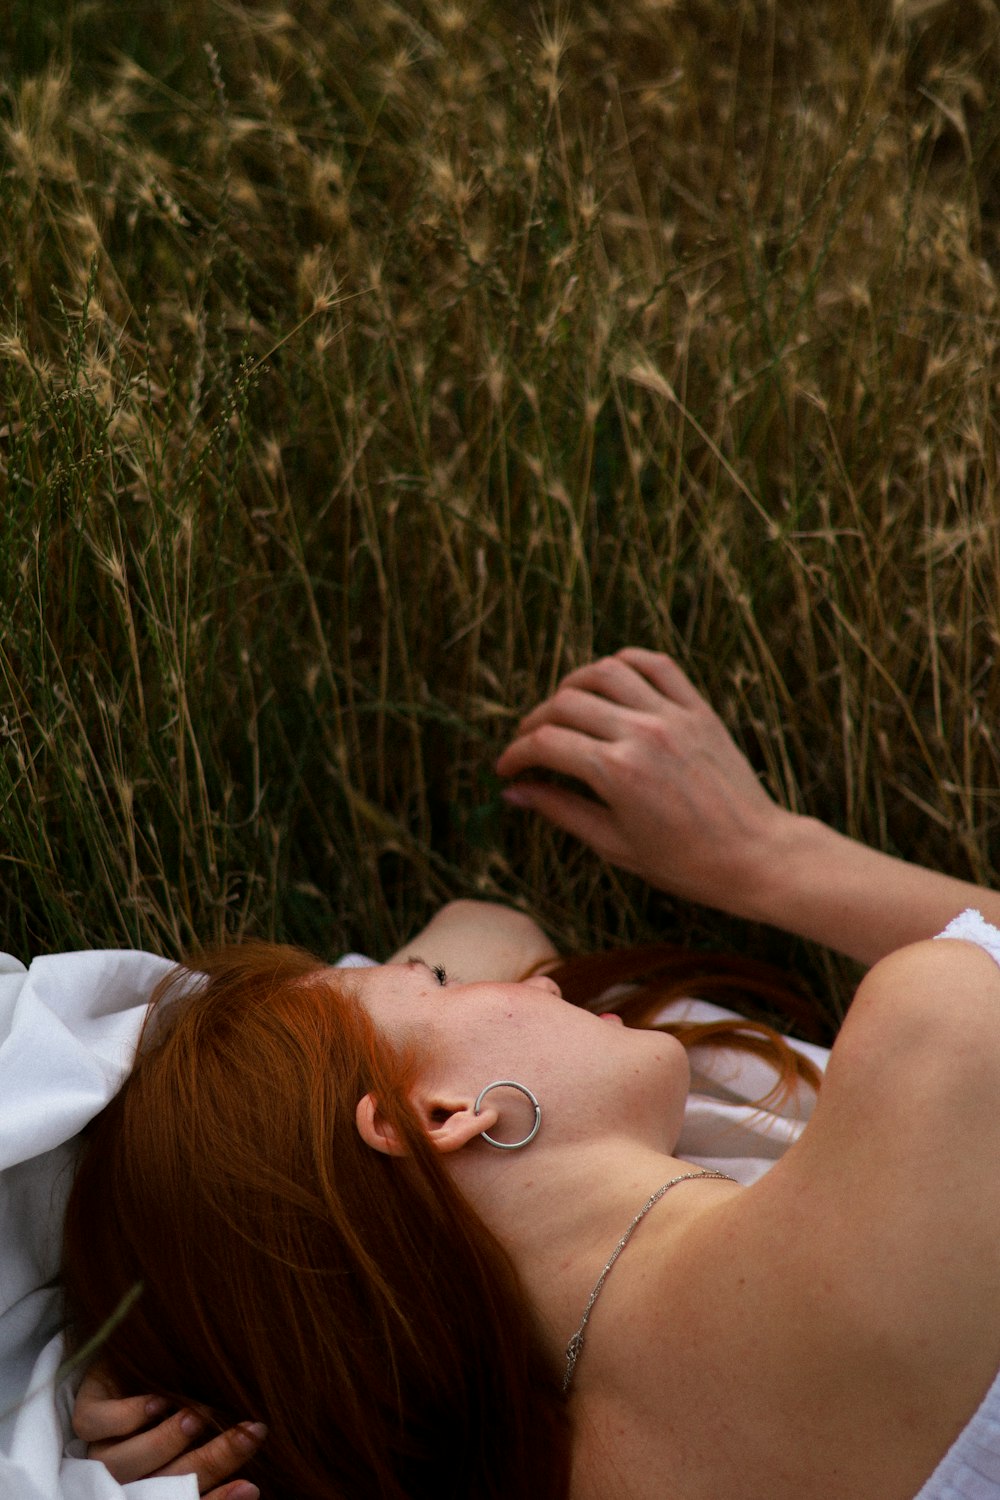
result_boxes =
[572,938,1000,1500]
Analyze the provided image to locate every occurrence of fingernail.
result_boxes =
[179,1409,206,1437]
[228,1485,260,1500]
[145,1396,170,1419]
[500,785,529,807]
[237,1420,268,1449]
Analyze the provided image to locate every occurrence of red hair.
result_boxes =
[62,943,571,1500]
[546,944,824,1105]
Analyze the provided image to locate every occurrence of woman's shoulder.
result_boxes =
[821,931,1000,1121]
[571,928,1000,1499]
[735,932,1000,1380]
[656,932,1000,1382]
[769,930,1000,1226]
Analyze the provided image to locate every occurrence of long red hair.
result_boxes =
[62,943,571,1500]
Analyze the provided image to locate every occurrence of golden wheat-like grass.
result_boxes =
[1,0,998,1027]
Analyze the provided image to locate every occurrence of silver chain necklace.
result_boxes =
[562,1170,736,1393]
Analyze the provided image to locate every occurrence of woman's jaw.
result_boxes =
[344,960,692,1163]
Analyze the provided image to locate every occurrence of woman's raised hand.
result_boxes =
[496,648,794,918]
[498,646,1000,964]
[72,1363,264,1498]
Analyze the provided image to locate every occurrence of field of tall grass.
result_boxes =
[2,0,999,1031]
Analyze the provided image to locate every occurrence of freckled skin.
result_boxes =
[348,960,691,1157]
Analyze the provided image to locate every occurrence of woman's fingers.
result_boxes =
[504,651,703,770]
[156,1419,267,1490]
[74,1362,265,1496]
[91,1410,266,1489]
[614,647,706,709]
[88,1408,210,1482]
[72,1367,169,1443]
[204,1482,260,1500]
[547,653,667,710]
[495,654,688,802]
[514,652,681,739]
[496,721,612,785]
[518,684,628,741]
[544,649,704,716]
[498,646,792,912]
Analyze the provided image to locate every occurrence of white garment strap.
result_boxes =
[933,908,1000,970]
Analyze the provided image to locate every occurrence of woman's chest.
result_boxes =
[565,1202,1000,1500]
[570,1378,991,1500]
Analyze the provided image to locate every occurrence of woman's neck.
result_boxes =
[450,1139,730,1372]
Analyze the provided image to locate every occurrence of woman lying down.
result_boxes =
[4,648,1000,1500]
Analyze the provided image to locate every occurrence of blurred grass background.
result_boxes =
[2,0,999,1031]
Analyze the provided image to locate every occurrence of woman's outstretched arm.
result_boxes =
[496,647,1000,967]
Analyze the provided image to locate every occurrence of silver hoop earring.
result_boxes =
[473,1080,541,1150]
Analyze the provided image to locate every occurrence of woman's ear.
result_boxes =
[356,1093,407,1157]
[355,1092,499,1156]
[421,1098,499,1154]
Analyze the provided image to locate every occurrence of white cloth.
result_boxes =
[333,953,379,969]
[659,995,827,1183]
[916,1387,1000,1500]
[935,907,1000,966]
[0,949,196,1500]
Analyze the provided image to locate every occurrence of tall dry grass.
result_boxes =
[2,0,999,1028]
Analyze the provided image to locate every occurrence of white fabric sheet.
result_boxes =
[0,949,195,1500]
[661,995,826,1182]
